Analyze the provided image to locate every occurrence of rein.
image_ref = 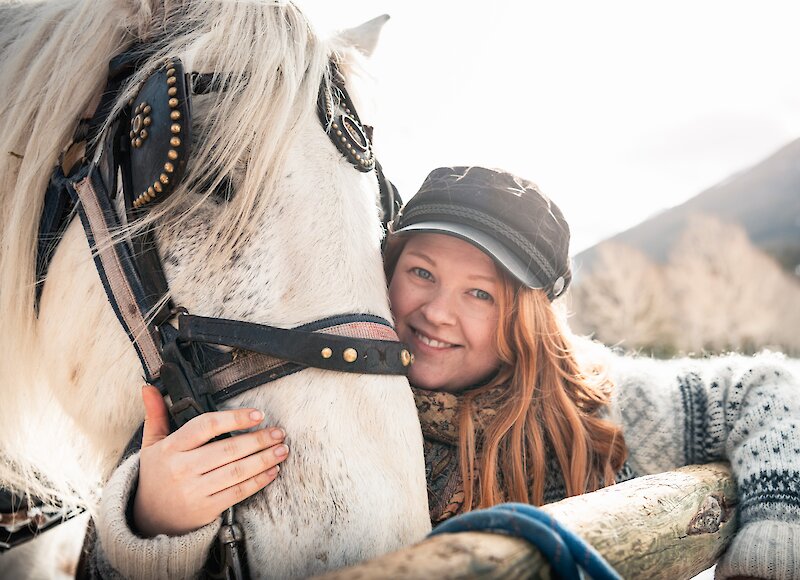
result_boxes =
[7,49,410,576]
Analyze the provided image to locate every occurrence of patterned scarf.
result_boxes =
[413,386,500,523]
[412,386,635,524]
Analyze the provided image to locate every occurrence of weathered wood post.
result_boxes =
[314,463,737,579]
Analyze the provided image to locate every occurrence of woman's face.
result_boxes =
[389,233,502,392]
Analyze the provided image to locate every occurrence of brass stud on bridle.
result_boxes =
[343,348,358,363]
[322,82,375,172]
[132,60,185,209]
[130,101,152,149]
[321,347,332,359]
[400,349,413,367]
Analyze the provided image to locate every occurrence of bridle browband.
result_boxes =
[13,48,409,574]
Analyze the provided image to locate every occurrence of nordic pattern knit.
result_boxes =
[91,349,800,579]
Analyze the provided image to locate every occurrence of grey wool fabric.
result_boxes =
[93,454,221,580]
[607,351,800,579]
[92,348,800,579]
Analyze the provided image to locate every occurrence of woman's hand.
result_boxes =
[132,385,289,537]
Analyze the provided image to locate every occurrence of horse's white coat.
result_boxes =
[0,1,430,577]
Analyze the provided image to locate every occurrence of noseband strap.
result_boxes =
[161,313,414,428]
[179,314,411,376]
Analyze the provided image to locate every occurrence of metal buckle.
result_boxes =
[205,507,250,580]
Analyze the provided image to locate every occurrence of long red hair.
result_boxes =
[385,235,628,508]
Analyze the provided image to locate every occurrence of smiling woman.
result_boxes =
[382,166,627,514]
[379,166,800,579]
[388,234,502,391]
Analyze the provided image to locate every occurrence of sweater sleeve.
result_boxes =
[93,453,221,580]
[608,351,800,579]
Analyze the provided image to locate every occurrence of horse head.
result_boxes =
[0,1,429,577]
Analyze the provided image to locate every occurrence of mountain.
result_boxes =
[574,138,800,275]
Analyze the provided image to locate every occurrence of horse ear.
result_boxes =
[338,14,390,57]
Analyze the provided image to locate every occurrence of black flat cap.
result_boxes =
[391,166,571,300]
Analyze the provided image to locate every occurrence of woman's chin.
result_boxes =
[408,371,463,393]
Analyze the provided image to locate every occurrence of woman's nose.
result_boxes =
[419,289,457,326]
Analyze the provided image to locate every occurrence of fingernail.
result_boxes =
[274,444,289,457]
[250,410,263,422]
[270,428,285,439]
[266,465,279,476]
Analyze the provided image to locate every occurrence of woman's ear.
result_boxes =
[337,14,390,57]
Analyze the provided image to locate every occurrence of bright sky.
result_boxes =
[304,1,800,253]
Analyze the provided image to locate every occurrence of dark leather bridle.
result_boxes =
[38,50,409,410]
[5,47,409,576]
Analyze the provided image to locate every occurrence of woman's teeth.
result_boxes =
[415,331,453,348]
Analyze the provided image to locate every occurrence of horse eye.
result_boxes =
[212,176,235,203]
[188,173,236,203]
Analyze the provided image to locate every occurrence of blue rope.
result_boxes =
[428,502,622,580]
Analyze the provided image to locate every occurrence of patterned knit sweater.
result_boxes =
[92,350,800,579]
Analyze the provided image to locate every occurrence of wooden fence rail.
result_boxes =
[315,462,737,579]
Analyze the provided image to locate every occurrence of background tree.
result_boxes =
[666,214,800,355]
[569,242,674,354]
[569,215,800,356]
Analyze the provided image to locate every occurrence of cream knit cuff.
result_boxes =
[716,520,800,580]
[96,453,221,580]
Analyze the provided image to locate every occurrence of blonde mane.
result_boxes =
[0,0,330,506]
[0,4,430,575]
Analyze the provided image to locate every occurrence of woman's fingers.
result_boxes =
[208,465,282,513]
[189,427,286,475]
[134,404,289,537]
[169,408,265,452]
[133,405,289,536]
[201,442,289,495]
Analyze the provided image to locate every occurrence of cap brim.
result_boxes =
[392,221,545,289]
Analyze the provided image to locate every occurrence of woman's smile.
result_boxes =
[389,233,501,392]
[411,327,458,350]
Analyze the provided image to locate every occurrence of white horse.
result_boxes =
[0,0,430,577]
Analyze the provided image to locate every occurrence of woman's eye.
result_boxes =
[411,267,433,281]
[469,289,493,302]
